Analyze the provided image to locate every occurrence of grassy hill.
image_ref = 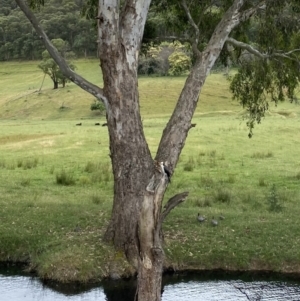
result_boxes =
[1,59,299,120]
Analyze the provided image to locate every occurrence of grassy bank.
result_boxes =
[1,60,300,282]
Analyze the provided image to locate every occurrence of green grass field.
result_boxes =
[1,59,300,282]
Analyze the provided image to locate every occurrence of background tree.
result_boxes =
[38,38,76,89]
[15,0,300,300]
[0,0,97,60]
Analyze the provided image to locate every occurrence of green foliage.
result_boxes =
[90,100,106,115]
[230,55,299,137]
[168,50,191,75]
[228,1,300,137]
[0,0,97,61]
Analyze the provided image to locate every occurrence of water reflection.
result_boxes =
[1,265,300,301]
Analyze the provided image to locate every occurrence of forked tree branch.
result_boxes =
[156,0,248,171]
[15,0,107,104]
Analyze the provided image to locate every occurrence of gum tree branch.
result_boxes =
[181,0,201,56]
[227,37,300,62]
[15,0,106,104]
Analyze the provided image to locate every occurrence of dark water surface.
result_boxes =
[1,265,300,301]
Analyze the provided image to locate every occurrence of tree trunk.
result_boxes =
[99,0,154,272]
[135,164,166,300]
[53,81,58,89]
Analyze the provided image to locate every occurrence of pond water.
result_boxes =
[1,265,300,301]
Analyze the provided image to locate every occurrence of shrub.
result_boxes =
[90,100,106,115]
[138,56,165,75]
[168,51,191,75]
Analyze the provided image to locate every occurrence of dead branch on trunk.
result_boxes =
[160,191,189,223]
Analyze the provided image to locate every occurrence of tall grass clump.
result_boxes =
[196,151,206,165]
[192,196,212,207]
[84,161,99,173]
[7,162,16,170]
[200,174,214,189]
[20,177,31,186]
[90,163,112,183]
[183,156,196,171]
[17,157,38,169]
[227,174,236,184]
[214,187,232,204]
[251,151,274,159]
[267,184,283,212]
[56,169,75,186]
[258,177,267,187]
[208,150,217,167]
[0,159,5,168]
[49,165,55,174]
[91,193,103,205]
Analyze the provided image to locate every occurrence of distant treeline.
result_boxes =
[0,0,98,61]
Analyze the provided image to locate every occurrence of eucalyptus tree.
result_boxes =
[38,38,76,88]
[15,0,300,300]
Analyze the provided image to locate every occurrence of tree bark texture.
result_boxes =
[97,0,154,269]
[15,0,258,300]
